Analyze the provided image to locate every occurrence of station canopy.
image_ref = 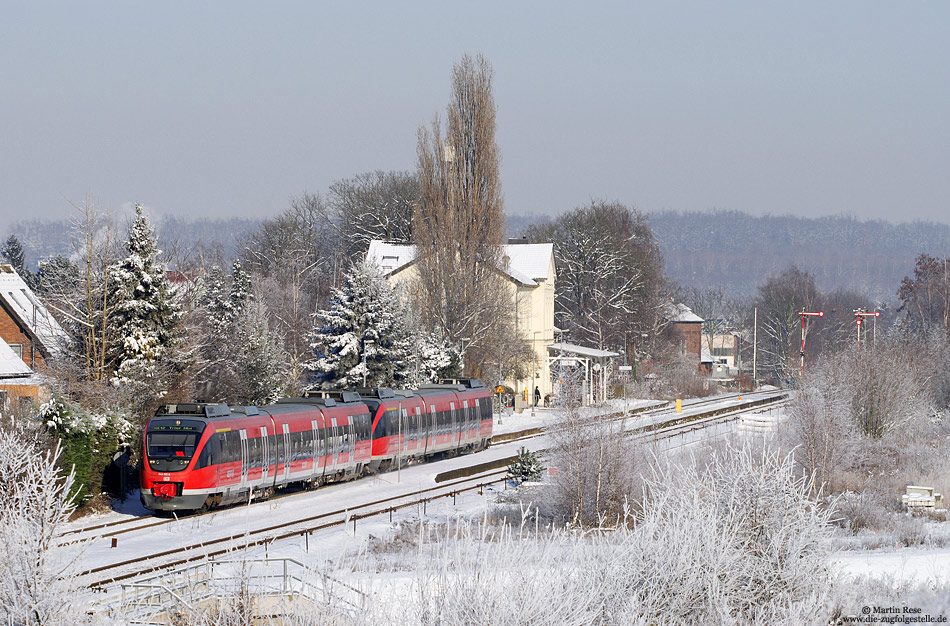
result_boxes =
[547,342,619,359]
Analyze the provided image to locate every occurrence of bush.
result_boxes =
[506,447,545,484]
[39,396,133,504]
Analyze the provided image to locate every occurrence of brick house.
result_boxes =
[0,264,68,369]
[666,302,704,370]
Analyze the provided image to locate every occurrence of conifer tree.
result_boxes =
[109,205,181,403]
[306,260,412,389]
[197,260,257,402]
[234,300,289,405]
[1,234,37,288]
[1,234,26,272]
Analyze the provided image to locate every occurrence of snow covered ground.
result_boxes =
[834,547,950,585]
[73,393,950,617]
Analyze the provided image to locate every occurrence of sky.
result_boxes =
[1,2,948,234]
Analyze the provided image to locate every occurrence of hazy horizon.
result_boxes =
[2,3,947,234]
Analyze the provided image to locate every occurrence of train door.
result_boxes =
[239,429,249,488]
[462,400,470,444]
[450,401,459,447]
[427,405,436,453]
[329,417,339,472]
[311,419,323,480]
[261,426,269,484]
[411,406,422,452]
[282,423,291,481]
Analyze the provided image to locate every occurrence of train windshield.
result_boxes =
[146,419,206,472]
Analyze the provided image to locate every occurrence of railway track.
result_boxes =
[81,468,508,590]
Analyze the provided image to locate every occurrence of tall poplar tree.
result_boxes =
[413,54,514,377]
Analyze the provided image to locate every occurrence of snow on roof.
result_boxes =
[548,342,620,359]
[366,241,416,274]
[0,337,32,379]
[701,349,715,364]
[503,243,554,282]
[665,302,703,323]
[366,240,554,287]
[0,265,69,355]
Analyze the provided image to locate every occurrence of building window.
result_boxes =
[9,343,23,359]
[712,347,732,357]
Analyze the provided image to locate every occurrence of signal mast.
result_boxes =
[799,309,824,376]
[853,309,881,351]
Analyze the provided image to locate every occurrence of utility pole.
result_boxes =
[752,307,759,389]
[798,309,824,376]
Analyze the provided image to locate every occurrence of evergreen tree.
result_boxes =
[1,234,26,271]
[196,260,256,402]
[229,259,252,320]
[306,260,412,389]
[1,234,37,288]
[200,265,229,335]
[34,255,79,298]
[233,301,289,405]
[412,330,460,385]
[108,205,181,404]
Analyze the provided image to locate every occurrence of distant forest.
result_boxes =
[8,210,950,305]
[645,211,950,302]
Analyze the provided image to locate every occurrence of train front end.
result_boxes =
[140,404,220,512]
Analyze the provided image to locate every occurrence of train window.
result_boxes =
[299,430,313,461]
[146,419,206,472]
[357,413,371,440]
[194,433,218,469]
[247,434,262,468]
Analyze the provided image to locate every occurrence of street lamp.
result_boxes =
[798,309,824,376]
[362,339,374,387]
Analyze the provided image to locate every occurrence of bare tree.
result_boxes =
[751,266,821,383]
[413,54,514,378]
[898,253,950,334]
[243,193,339,391]
[0,426,90,626]
[526,201,665,356]
[328,170,418,262]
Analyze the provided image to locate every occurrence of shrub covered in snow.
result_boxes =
[506,447,545,485]
[39,395,133,503]
[0,425,94,626]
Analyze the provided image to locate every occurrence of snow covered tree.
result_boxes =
[307,260,412,389]
[507,447,545,484]
[196,260,256,402]
[0,426,93,626]
[329,170,419,261]
[411,330,459,385]
[1,233,37,289]
[108,204,182,409]
[525,201,665,354]
[232,300,290,405]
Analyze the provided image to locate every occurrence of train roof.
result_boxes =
[155,403,236,419]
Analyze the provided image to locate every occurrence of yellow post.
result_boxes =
[676,399,682,413]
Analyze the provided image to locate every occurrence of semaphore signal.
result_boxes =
[799,309,824,376]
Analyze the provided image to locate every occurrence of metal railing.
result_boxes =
[117,557,365,624]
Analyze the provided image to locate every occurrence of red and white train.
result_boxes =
[140,380,493,512]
